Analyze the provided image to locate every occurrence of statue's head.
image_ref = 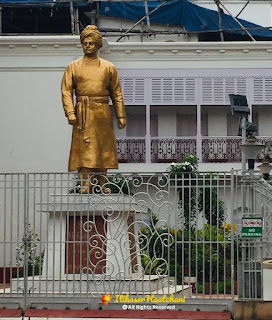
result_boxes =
[80,25,103,50]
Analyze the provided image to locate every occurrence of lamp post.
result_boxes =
[239,137,265,170]
[258,156,272,180]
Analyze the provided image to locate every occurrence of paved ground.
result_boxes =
[0,309,232,320]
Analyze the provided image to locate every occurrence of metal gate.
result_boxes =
[0,171,269,311]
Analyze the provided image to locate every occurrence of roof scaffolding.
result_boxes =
[0,0,271,40]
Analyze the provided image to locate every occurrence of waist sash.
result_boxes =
[76,96,109,144]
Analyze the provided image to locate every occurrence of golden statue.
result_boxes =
[61,25,126,193]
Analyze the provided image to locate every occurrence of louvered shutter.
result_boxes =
[152,77,196,104]
[120,78,145,104]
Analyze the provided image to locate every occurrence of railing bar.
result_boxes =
[39,174,43,296]
[216,173,219,298]
[45,174,50,297]
[79,177,83,297]
[10,175,14,295]
[86,177,90,299]
[23,173,29,310]
[261,240,264,300]
[248,241,252,298]
[16,174,21,296]
[254,243,257,299]
[73,175,77,296]
[168,181,171,295]
[31,173,36,297]
[3,175,7,296]
[188,174,191,297]
[236,173,240,300]
[180,173,184,296]
[209,174,212,298]
[59,173,63,296]
[173,172,178,298]
[202,173,205,298]
[52,174,57,295]
[66,173,70,296]
[195,173,199,299]
[223,173,226,298]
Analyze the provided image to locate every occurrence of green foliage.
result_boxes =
[167,154,199,177]
[17,224,44,277]
[167,155,225,229]
[197,278,232,294]
[198,173,225,227]
[140,215,236,286]
[140,214,173,276]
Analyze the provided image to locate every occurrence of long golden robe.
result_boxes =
[61,56,125,172]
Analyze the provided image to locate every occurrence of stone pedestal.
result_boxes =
[41,194,143,279]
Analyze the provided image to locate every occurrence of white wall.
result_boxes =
[0,69,72,172]
[1,37,272,172]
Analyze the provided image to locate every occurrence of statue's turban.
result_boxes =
[80,25,103,49]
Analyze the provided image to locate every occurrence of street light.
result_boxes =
[258,157,272,180]
[229,94,265,171]
[240,137,265,170]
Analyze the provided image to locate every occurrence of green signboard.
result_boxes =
[242,217,263,238]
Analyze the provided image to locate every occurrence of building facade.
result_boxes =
[0,37,272,172]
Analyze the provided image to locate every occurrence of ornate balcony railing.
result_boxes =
[117,137,272,164]
[202,137,242,163]
[117,138,145,163]
[151,137,197,163]
[202,136,272,163]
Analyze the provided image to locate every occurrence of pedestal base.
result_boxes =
[11,275,191,297]
[42,194,144,279]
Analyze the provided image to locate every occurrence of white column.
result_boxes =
[196,78,202,162]
[42,212,66,278]
[145,78,152,163]
[247,78,253,122]
[146,103,151,163]
[196,104,202,162]
[106,212,142,279]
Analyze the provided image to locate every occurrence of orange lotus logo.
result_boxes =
[101,293,113,305]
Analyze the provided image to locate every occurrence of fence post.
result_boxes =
[23,173,29,311]
[230,169,235,301]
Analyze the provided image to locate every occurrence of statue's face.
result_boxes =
[82,36,98,56]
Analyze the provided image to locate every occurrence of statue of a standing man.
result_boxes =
[61,25,126,193]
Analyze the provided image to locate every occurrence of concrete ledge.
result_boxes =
[24,309,231,319]
[234,300,272,320]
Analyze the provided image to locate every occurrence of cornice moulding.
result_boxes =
[1,36,272,62]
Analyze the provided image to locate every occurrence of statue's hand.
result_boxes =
[117,117,126,129]
[68,113,77,125]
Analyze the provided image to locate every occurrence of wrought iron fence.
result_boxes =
[151,138,197,163]
[0,171,270,310]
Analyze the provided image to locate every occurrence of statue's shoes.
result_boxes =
[79,186,90,194]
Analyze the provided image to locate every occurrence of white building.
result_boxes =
[0,0,272,173]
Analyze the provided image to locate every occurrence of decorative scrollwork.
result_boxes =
[80,172,177,296]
